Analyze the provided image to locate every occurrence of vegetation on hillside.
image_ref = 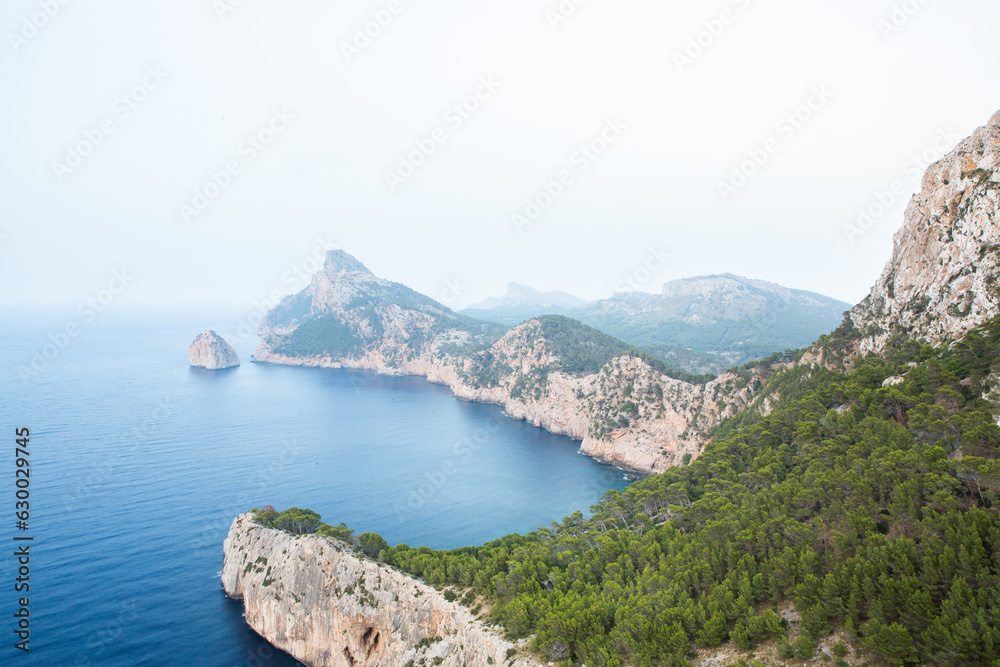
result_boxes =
[259,315,1000,666]
[459,283,850,375]
[455,316,714,391]
[533,316,714,384]
[272,280,505,359]
[583,303,845,368]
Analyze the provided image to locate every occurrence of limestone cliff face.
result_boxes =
[189,330,240,369]
[850,110,1000,355]
[222,514,538,667]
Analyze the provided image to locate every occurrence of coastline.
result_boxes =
[249,340,748,476]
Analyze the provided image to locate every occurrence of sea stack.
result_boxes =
[188,330,240,370]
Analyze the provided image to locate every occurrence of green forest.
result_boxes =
[257,315,1000,666]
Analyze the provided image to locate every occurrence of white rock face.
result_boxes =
[188,330,240,369]
[850,110,1000,354]
[222,514,539,667]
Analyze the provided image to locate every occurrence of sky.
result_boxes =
[2,0,999,317]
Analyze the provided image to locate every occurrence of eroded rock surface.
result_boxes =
[222,514,539,667]
[189,330,240,370]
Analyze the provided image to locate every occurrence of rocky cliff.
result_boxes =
[189,330,240,369]
[222,514,539,667]
[848,110,1000,355]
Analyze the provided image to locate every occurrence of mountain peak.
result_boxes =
[323,250,373,276]
[849,107,1000,354]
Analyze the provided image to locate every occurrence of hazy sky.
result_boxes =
[2,0,998,315]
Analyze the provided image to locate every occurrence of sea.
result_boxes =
[0,311,631,666]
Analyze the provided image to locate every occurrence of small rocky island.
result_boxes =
[188,330,240,370]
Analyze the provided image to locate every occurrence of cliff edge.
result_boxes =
[849,109,1000,355]
[222,514,540,667]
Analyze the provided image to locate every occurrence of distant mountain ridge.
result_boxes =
[467,283,591,311]
[461,273,851,373]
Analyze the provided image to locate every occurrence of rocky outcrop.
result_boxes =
[222,514,539,667]
[850,110,1000,355]
[189,330,240,369]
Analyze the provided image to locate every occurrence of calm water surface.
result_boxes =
[0,311,630,666]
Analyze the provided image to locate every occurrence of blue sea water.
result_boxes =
[0,311,630,666]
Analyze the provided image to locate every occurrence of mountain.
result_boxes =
[262,249,504,362]
[581,274,850,370]
[462,274,851,374]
